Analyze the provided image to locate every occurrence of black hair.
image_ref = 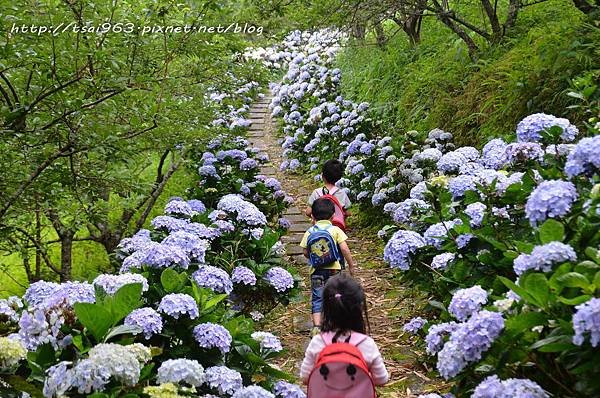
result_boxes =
[322,159,343,184]
[321,274,371,337]
[312,198,335,221]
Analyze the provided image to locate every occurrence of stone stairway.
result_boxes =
[247,95,312,261]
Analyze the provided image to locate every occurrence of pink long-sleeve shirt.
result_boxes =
[300,331,389,385]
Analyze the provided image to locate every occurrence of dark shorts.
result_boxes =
[311,269,341,314]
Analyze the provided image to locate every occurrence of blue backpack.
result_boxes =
[306,224,343,268]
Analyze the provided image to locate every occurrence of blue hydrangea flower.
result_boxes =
[231,266,257,286]
[165,199,196,218]
[265,177,282,191]
[414,148,443,163]
[151,215,189,232]
[42,282,95,309]
[162,231,210,263]
[204,366,243,395]
[273,380,306,398]
[217,194,267,226]
[426,322,458,355]
[232,386,275,398]
[199,165,220,179]
[251,331,283,352]
[525,180,578,226]
[193,322,232,353]
[436,310,504,379]
[473,375,549,398]
[513,242,576,275]
[410,182,429,200]
[431,252,456,270]
[43,362,74,397]
[192,265,233,294]
[459,161,484,176]
[448,175,477,199]
[504,142,544,163]
[403,317,428,334]
[158,294,199,319]
[351,163,365,175]
[24,281,59,308]
[424,220,462,249]
[464,202,486,227]
[187,199,206,214]
[392,199,430,224]
[516,113,578,142]
[371,192,387,206]
[124,308,163,339]
[278,218,292,229]
[157,359,204,387]
[93,274,149,296]
[360,142,376,155]
[448,286,488,321]
[572,297,600,347]
[240,158,259,170]
[289,159,301,170]
[565,136,600,178]
[456,233,474,249]
[18,307,69,351]
[0,296,22,322]
[121,242,190,272]
[265,267,294,292]
[118,229,152,255]
[455,146,480,161]
[216,149,248,161]
[437,151,467,174]
[383,230,426,270]
[480,138,508,170]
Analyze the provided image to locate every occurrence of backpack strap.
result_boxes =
[320,331,368,347]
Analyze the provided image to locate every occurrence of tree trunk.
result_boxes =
[59,231,74,282]
[480,0,502,42]
[438,14,479,59]
[504,0,520,34]
[352,22,366,40]
[374,21,387,48]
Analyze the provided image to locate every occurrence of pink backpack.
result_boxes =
[318,187,347,232]
[307,332,376,398]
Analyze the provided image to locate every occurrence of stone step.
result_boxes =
[282,233,304,245]
[259,166,276,175]
[289,254,307,264]
[285,214,310,223]
[289,223,311,233]
[286,245,304,256]
[285,207,302,216]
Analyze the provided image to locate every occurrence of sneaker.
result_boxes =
[310,326,321,337]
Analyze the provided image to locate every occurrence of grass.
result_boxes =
[335,1,600,146]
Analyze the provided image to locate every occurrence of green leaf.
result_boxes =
[74,303,113,341]
[203,293,228,312]
[111,283,143,323]
[538,219,564,243]
[557,272,592,290]
[104,324,143,342]
[505,312,547,334]
[161,268,187,293]
[498,276,535,305]
[520,273,550,308]
[530,335,573,352]
[557,295,592,306]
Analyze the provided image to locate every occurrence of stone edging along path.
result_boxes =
[247,95,441,397]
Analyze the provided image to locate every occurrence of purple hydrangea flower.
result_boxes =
[289,159,301,170]
[437,151,468,174]
[192,265,233,294]
[265,177,282,191]
[505,142,544,163]
[464,202,486,227]
[572,297,600,347]
[93,273,149,295]
[157,359,204,387]
[240,158,259,170]
[165,199,196,218]
[216,149,248,161]
[193,322,232,353]
[124,308,163,339]
[232,386,275,398]
[424,219,462,249]
[410,182,429,200]
[158,294,199,319]
[383,230,426,270]
[480,138,508,170]
[436,310,504,379]
[565,136,600,178]
[448,175,477,199]
[121,242,190,272]
[525,180,578,226]
[204,366,243,395]
[24,281,59,308]
[459,161,484,176]
[150,215,188,232]
[199,165,220,179]
[473,375,549,398]
[513,242,576,275]
[217,194,267,226]
[431,253,456,270]
[448,286,489,321]
[43,362,74,397]
[43,282,96,309]
[231,266,257,286]
[426,322,458,355]
[392,199,430,224]
[273,380,306,398]
[251,331,283,352]
[265,267,294,292]
[278,218,292,229]
[516,113,578,142]
[456,233,474,249]
[162,231,210,263]
[187,199,206,214]
[118,229,152,255]
[403,317,428,334]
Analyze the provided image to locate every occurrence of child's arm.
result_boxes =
[303,248,309,258]
[304,206,312,217]
[338,241,356,276]
[300,336,323,383]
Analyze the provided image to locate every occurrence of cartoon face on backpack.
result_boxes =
[310,238,331,258]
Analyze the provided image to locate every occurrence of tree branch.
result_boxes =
[0,72,19,104]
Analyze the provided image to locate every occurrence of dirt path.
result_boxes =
[248,95,438,397]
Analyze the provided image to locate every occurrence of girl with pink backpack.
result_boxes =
[300,274,389,397]
[305,160,351,231]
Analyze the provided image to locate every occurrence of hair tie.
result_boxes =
[334,293,342,299]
